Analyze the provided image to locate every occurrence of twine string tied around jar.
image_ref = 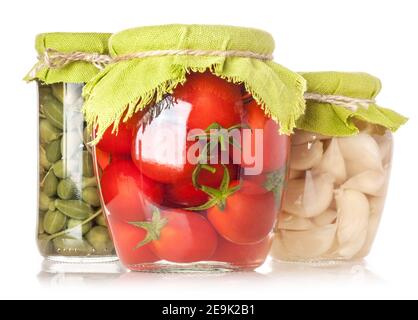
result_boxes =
[31,48,274,77]
[304,92,376,111]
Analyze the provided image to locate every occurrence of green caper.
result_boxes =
[40,119,61,144]
[94,214,108,227]
[43,210,67,235]
[52,236,95,256]
[82,187,101,207]
[83,151,94,177]
[40,146,51,170]
[40,93,63,129]
[52,160,67,179]
[51,83,64,103]
[54,199,93,220]
[48,202,56,212]
[82,176,97,188]
[42,170,58,197]
[46,139,62,163]
[39,192,53,211]
[57,178,80,200]
[86,226,114,255]
[66,219,92,236]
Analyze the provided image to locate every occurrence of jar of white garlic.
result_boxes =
[271,72,408,263]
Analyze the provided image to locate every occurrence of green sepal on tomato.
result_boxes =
[166,163,239,207]
[188,166,278,245]
[130,208,218,263]
[100,159,164,222]
[109,217,159,265]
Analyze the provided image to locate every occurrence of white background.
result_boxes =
[0,0,417,300]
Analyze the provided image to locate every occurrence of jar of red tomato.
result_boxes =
[83,25,306,271]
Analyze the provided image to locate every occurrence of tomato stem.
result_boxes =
[187,165,240,212]
[130,208,168,250]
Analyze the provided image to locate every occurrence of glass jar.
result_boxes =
[272,126,393,262]
[26,32,117,262]
[38,83,115,261]
[270,71,407,263]
[93,72,289,271]
[82,25,306,272]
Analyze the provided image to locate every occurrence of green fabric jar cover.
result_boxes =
[81,25,307,144]
[298,72,408,136]
[24,32,111,84]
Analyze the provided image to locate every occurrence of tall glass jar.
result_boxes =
[82,25,306,271]
[26,33,117,262]
[271,72,407,263]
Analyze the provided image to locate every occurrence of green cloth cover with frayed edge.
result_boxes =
[82,25,306,143]
[298,72,408,136]
[24,32,111,84]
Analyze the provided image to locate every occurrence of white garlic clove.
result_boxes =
[369,196,386,216]
[291,130,330,146]
[278,212,315,231]
[313,138,347,185]
[290,141,324,171]
[338,133,383,177]
[289,169,304,180]
[341,170,386,196]
[373,133,393,165]
[339,229,368,259]
[278,224,337,259]
[336,189,370,258]
[284,172,335,218]
[355,206,383,258]
[313,209,337,227]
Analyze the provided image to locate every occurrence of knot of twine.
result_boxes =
[304,92,376,111]
[30,48,273,77]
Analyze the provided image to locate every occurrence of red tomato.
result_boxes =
[198,163,239,187]
[240,168,286,199]
[132,72,243,184]
[97,112,141,155]
[100,159,164,222]
[236,100,290,173]
[132,209,218,263]
[173,71,243,130]
[132,116,196,183]
[207,181,278,245]
[166,182,209,207]
[165,164,239,207]
[95,148,111,170]
[212,235,272,269]
[109,218,159,266]
[239,173,270,195]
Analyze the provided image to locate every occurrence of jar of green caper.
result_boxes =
[25,33,117,262]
